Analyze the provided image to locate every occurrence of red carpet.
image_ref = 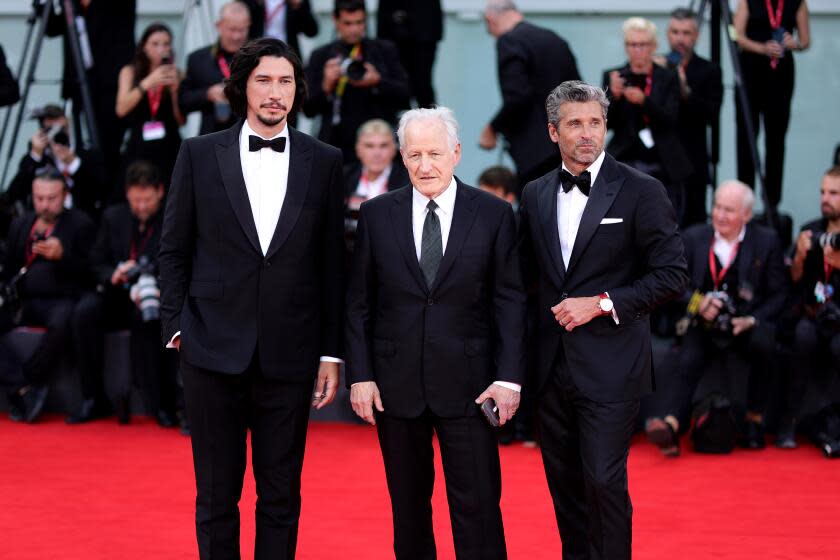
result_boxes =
[1,416,838,559]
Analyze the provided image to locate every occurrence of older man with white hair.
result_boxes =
[645,180,787,456]
[345,106,526,559]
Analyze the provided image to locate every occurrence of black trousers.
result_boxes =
[19,297,75,388]
[376,409,507,560]
[736,56,794,209]
[181,353,314,560]
[392,40,438,109]
[537,359,638,560]
[665,324,775,426]
[787,317,840,418]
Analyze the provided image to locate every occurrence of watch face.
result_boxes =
[600,298,614,312]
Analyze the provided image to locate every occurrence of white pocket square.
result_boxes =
[600,218,623,224]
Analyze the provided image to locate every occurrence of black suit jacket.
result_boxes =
[243,0,318,56]
[90,203,163,286]
[491,22,580,179]
[0,45,20,107]
[602,64,692,183]
[303,38,410,163]
[343,159,409,199]
[179,45,238,136]
[377,0,443,44]
[519,153,688,402]
[345,181,527,418]
[159,121,345,380]
[681,222,786,322]
[678,55,723,184]
[4,209,95,298]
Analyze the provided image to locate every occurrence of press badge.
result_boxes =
[142,121,166,141]
[815,281,834,304]
[638,128,655,149]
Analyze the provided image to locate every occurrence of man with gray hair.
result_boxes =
[519,80,688,558]
[480,0,580,192]
[645,179,786,455]
[346,106,526,559]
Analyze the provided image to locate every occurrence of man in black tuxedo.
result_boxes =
[303,0,410,165]
[377,0,443,108]
[645,181,786,455]
[665,8,723,226]
[480,0,581,192]
[603,17,692,224]
[346,107,526,560]
[518,81,688,559]
[243,0,318,57]
[159,38,345,559]
[1,168,97,423]
[180,1,252,136]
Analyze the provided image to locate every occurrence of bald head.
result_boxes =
[217,1,251,53]
[712,180,754,240]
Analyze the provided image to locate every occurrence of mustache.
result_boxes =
[261,102,288,111]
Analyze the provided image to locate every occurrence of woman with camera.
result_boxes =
[116,22,185,190]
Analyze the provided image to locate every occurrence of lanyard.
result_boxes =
[335,43,362,99]
[265,0,286,26]
[217,54,231,79]
[708,241,740,290]
[766,0,784,29]
[147,86,164,119]
[25,221,56,267]
[825,263,834,284]
[641,69,653,125]
[129,225,155,261]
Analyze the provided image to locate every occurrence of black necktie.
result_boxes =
[419,200,442,288]
[249,135,287,153]
[559,169,591,196]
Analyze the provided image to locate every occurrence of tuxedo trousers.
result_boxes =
[181,351,314,560]
[538,356,639,560]
[376,409,507,560]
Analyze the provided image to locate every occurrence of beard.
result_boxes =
[822,205,840,221]
[257,112,286,128]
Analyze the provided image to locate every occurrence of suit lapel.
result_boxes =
[737,224,755,289]
[566,155,624,275]
[430,181,478,293]
[537,169,566,287]
[390,186,428,294]
[696,226,714,289]
[216,121,261,254]
[266,127,312,259]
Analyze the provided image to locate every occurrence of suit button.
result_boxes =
[427,298,434,306]
[264,259,271,268]
[561,292,568,300]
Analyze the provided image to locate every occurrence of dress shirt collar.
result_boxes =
[714,225,747,246]
[240,119,289,147]
[560,150,606,191]
[412,177,457,215]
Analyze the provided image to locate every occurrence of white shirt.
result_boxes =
[713,226,746,269]
[239,120,290,255]
[355,165,392,200]
[557,151,605,269]
[263,0,288,43]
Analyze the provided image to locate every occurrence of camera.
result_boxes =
[703,290,738,334]
[619,69,647,89]
[44,124,70,147]
[818,232,840,250]
[161,55,171,66]
[340,57,366,81]
[126,256,160,322]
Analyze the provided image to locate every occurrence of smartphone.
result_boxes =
[161,55,171,66]
[480,399,501,428]
[666,50,683,67]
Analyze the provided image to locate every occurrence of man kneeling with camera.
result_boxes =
[78,161,180,428]
[646,180,786,455]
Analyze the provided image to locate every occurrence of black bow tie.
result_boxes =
[249,135,286,153]
[559,169,591,196]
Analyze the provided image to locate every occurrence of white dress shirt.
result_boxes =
[713,226,746,269]
[263,0,288,42]
[355,165,392,200]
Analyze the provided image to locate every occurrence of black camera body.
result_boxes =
[340,57,366,81]
[619,69,648,90]
[703,290,739,334]
[818,231,840,250]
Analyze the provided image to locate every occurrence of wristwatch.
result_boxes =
[598,292,614,314]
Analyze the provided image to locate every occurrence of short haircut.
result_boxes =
[716,180,755,213]
[223,37,307,118]
[219,1,251,21]
[125,160,163,190]
[33,165,67,190]
[670,7,698,22]
[478,166,517,195]
[356,119,395,141]
[545,80,609,128]
[485,0,518,14]
[623,17,657,45]
[397,106,460,152]
[825,165,840,178]
[334,0,366,17]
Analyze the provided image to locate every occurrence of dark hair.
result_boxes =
[33,165,67,190]
[132,22,174,84]
[125,160,163,190]
[333,0,366,17]
[478,166,518,196]
[834,144,840,167]
[826,165,840,178]
[670,8,698,22]
[224,38,308,118]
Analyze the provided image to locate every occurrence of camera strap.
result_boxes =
[129,226,155,261]
[217,54,231,80]
[709,241,740,291]
[332,44,363,125]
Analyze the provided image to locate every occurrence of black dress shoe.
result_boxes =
[156,410,177,428]
[645,417,680,457]
[21,385,48,423]
[741,420,766,450]
[775,417,798,449]
[66,398,112,424]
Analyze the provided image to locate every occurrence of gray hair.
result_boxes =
[397,106,460,151]
[715,180,756,214]
[545,80,610,127]
[485,0,518,13]
[219,0,250,21]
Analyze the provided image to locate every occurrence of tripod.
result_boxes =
[689,0,776,228]
[0,0,100,189]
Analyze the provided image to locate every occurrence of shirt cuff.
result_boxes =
[605,291,620,325]
[493,381,521,392]
[63,156,81,176]
[320,356,344,364]
[166,331,180,349]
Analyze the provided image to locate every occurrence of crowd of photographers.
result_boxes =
[0,0,837,457]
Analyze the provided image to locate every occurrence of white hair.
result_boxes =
[486,0,518,14]
[219,1,250,21]
[716,180,756,214]
[397,106,460,152]
[622,16,658,45]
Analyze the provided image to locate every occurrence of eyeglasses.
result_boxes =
[625,42,653,49]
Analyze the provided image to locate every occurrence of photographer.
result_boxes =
[1,167,97,423]
[82,161,179,428]
[303,0,410,164]
[778,166,840,448]
[4,105,106,222]
[645,181,786,455]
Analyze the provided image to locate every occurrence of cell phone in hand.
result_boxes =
[480,398,500,428]
[161,55,171,66]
